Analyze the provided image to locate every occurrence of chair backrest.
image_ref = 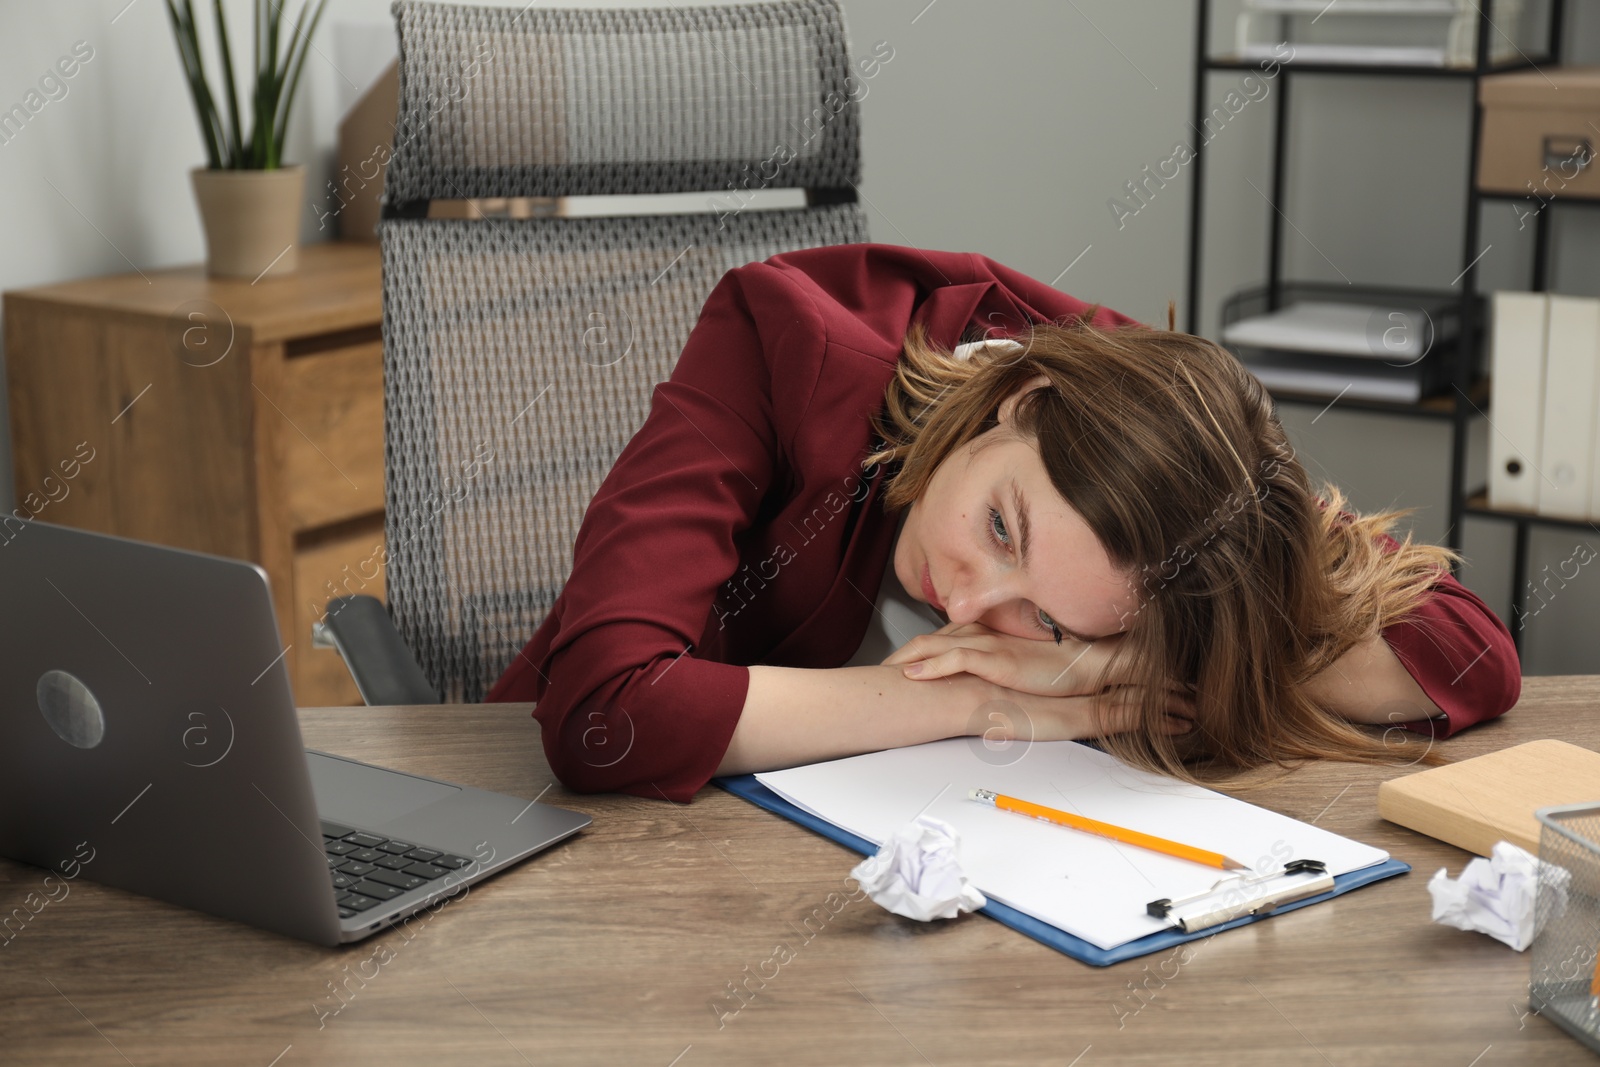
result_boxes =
[380,0,869,701]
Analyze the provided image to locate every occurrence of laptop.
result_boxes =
[0,518,590,945]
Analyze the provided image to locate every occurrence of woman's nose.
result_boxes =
[943,572,1012,628]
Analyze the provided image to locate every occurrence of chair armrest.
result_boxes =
[311,595,442,706]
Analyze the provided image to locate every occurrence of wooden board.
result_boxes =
[10,240,381,344]
[1377,738,1600,856]
[277,338,386,529]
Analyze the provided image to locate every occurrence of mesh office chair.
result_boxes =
[316,0,870,704]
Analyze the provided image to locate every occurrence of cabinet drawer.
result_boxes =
[292,516,387,707]
[277,341,386,530]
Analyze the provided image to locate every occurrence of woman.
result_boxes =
[487,243,1519,802]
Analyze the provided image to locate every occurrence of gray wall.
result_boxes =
[1,0,1596,673]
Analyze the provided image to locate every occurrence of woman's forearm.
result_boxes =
[715,664,1000,776]
[1302,633,1445,726]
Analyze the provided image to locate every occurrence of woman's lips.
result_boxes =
[922,562,945,613]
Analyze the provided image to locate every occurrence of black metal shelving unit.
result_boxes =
[1461,195,1600,652]
[1185,0,1583,652]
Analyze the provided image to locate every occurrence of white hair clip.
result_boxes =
[952,338,1025,362]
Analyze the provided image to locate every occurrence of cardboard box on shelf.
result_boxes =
[1478,66,1600,201]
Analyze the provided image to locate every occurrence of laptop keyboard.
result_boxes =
[321,819,474,920]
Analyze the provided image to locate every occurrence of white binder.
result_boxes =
[1539,296,1600,519]
[1489,292,1550,512]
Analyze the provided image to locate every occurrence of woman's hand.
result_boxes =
[960,680,1195,744]
[883,620,1131,698]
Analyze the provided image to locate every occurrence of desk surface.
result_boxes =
[3,678,1597,1066]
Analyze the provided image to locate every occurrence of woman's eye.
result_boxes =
[986,506,1011,548]
[989,507,1062,642]
[1036,609,1063,643]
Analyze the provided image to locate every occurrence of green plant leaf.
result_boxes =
[165,0,222,169]
[166,0,325,170]
[212,0,244,167]
[182,0,230,162]
[274,0,327,159]
[262,0,283,168]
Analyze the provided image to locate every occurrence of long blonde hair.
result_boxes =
[864,310,1455,782]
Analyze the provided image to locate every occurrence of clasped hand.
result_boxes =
[882,620,1122,697]
[883,621,1194,735]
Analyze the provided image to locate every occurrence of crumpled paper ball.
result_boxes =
[849,814,987,921]
[1427,840,1570,952]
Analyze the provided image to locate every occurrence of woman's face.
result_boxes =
[892,375,1138,643]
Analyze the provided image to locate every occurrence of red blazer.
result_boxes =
[487,243,1520,802]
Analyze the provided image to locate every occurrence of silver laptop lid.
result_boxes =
[0,519,342,945]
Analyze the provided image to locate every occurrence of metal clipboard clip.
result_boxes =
[1146,858,1334,933]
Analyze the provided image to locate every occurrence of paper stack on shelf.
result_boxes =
[1232,0,1526,69]
[1233,352,1430,404]
[1221,300,1456,404]
[1223,301,1442,359]
[1239,43,1447,67]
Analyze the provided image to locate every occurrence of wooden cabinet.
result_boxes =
[4,242,386,706]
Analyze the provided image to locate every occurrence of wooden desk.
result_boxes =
[4,242,384,707]
[2,678,1597,1065]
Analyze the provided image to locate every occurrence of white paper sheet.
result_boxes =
[1221,301,1442,360]
[1237,43,1449,67]
[757,738,1390,951]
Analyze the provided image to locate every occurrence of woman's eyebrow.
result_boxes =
[1011,479,1034,573]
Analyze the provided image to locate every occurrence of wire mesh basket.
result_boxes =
[1532,803,1600,1053]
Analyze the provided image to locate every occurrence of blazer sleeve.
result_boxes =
[1375,532,1521,738]
[492,268,814,803]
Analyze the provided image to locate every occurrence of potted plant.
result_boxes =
[166,0,328,278]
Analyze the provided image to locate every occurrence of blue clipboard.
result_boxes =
[712,773,1410,967]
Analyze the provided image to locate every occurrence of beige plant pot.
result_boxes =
[190,165,305,279]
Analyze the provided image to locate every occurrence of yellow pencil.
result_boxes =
[968,788,1248,871]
